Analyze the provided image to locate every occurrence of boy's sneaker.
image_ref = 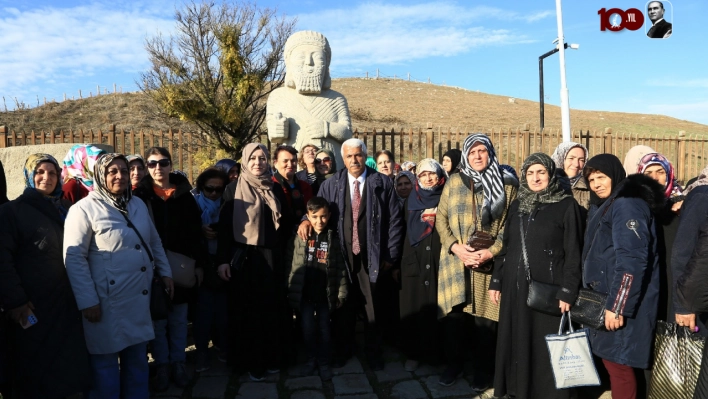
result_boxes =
[249,372,266,382]
[195,351,210,373]
[438,365,463,387]
[171,361,189,388]
[153,364,170,392]
[266,368,280,374]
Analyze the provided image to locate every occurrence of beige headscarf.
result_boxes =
[233,143,281,245]
[623,145,655,177]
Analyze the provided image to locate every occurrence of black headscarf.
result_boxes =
[517,153,571,214]
[407,158,446,247]
[0,160,8,206]
[583,154,626,206]
[443,149,462,175]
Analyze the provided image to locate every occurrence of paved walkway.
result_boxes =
[150,345,612,399]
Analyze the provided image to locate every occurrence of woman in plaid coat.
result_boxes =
[435,134,518,389]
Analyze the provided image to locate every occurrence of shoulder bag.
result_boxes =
[121,213,172,320]
[521,215,563,316]
[461,174,495,274]
[147,200,197,288]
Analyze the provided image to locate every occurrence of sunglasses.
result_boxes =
[315,157,331,164]
[203,185,224,194]
[147,159,171,168]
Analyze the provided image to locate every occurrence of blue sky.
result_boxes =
[1,0,705,128]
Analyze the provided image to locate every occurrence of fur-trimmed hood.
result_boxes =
[614,173,666,214]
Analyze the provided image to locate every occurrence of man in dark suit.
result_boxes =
[647,1,672,38]
[298,138,404,371]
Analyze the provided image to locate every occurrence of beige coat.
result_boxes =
[436,173,517,321]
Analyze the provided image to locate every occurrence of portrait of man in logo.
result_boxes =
[646,1,672,38]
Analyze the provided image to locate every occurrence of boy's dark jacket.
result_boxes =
[285,228,348,311]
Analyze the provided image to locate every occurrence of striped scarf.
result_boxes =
[460,133,517,226]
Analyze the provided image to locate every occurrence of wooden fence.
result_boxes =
[1,124,706,183]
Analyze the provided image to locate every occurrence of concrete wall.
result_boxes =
[0,143,114,200]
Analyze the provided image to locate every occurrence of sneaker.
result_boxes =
[266,368,280,374]
[171,361,189,388]
[153,364,170,392]
[438,365,463,387]
[319,364,333,381]
[195,351,210,373]
[299,360,317,377]
[404,359,420,372]
[249,371,265,382]
[470,372,492,392]
[331,356,348,369]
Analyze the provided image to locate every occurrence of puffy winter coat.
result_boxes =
[582,174,664,369]
[284,229,348,311]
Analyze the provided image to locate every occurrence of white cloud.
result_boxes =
[295,2,550,71]
[0,2,175,99]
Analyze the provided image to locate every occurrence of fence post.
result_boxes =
[677,131,687,183]
[522,123,530,162]
[0,126,6,148]
[603,128,613,154]
[108,124,116,149]
[426,127,434,159]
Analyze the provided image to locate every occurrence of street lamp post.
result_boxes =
[538,42,578,133]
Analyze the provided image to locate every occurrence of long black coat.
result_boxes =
[134,173,207,304]
[0,188,90,398]
[490,197,583,399]
[399,199,442,362]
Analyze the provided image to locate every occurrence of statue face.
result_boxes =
[289,44,326,94]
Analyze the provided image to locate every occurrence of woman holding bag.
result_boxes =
[133,147,207,392]
[64,153,173,399]
[488,153,584,399]
[582,154,663,399]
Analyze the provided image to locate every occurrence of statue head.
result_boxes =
[284,30,332,94]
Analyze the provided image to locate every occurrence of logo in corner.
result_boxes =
[598,8,645,31]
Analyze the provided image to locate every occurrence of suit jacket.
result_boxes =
[647,19,672,38]
[316,167,404,283]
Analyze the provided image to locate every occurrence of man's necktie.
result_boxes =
[352,179,361,255]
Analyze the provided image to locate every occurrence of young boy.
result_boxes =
[285,197,348,381]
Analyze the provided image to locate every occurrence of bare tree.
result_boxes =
[139,1,296,155]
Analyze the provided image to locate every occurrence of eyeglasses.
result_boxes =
[106,168,129,176]
[315,157,331,164]
[203,185,224,194]
[147,159,171,168]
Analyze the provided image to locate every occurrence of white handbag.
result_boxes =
[545,311,601,389]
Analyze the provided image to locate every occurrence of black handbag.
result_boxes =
[573,289,607,330]
[122,214,172,320]
[520,216,562,316]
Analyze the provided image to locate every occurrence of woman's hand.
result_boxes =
[451,243,476,266]
[202,224,217,240]
[9,302,35,325]
[605,309,624,331]
[218,263,231,281]
[468,249,493,268]
[82,304,102,323]
[488,290,501,305]
[162,277,174,299]
[559,300,571,313]
[676,313,697,331]
[671,200,684,214]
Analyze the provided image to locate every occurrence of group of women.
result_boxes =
[0,134,706,399]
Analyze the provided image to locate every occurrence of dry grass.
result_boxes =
[1,78,706,137]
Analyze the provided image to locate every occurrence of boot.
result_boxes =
[153,364,170,392]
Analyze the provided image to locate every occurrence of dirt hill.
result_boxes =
[1,78,706,136]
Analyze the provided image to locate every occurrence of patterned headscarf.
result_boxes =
[637,152,683,200]
[400,161,417,173]
[407,158,446,246]
[61,144,105,190]
[459,133,517,226]
[686,165,708,195]
[517,153,571,214]
[93,153,132,214]
[551,142,588,182]
[24,153,67,218]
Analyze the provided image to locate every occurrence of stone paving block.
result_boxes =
[333,395,379,399]
[200,360,231,377]
[292,390,326,399]
[423,375,474,398]
[391,380,428,399]
[285,376,323,390]
[235,382,278,399]
[412,363,445,377]
[374,361,411,383]
[333,356,365,375]
[191,375,229,398]
[332,374,374,395]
